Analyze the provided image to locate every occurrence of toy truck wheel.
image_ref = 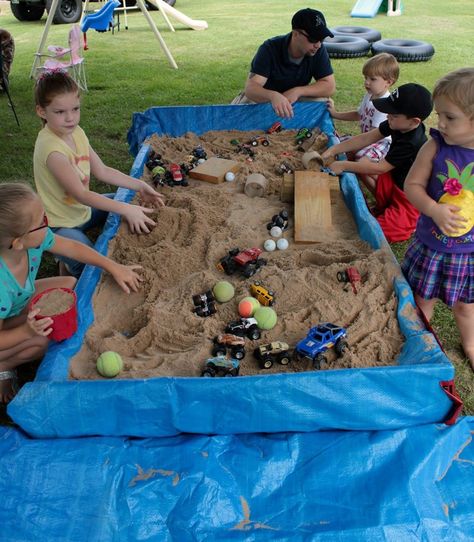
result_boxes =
[212,346,227,357]
[248,327,261,341]
[335,339,348,357]
[279,353,290,365]
[313,354,326,369]
[231,347,245,360]
[337,271,348,283]
[261,356,273,369]
[262,140,270,147]
[230,368,239,377]
[202,368,216,377]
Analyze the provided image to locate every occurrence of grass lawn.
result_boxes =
[0,0,472,412]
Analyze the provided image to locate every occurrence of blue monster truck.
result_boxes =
[201,356,240,377]
[295,323,348,369]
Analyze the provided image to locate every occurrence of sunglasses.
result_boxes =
[9,214,49,249]
[297,30,322,44]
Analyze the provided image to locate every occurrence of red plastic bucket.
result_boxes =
[30,287,78,342]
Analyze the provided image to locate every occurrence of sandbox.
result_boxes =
[8,103,457,438]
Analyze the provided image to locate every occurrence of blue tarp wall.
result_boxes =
[8,103,456,438]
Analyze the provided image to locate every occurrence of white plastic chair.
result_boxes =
[35,25,87,91]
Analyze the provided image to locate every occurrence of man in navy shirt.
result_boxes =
[232,8,336,118]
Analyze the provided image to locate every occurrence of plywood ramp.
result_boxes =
[294,171,335,243]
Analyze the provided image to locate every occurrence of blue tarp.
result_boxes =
[8,102,456,438]
[1,418,473,540]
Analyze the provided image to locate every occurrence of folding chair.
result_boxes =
[0,35,19,126]
[35,25,87,91]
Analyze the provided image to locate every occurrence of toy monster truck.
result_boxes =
[192,290,216,318]
[250,136,270,147]
[295,128,313,143]
[217,248,267,278]
[249,281,275,306]
[201,355,240,377]
[267,121,282,134]
[254,341,290,369]
[212,334,246,360]
[226,318,261,340]
[267,209,289,232]
[337,267,361,294]
[295,323,348,369]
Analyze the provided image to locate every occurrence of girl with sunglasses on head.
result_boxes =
[0,183,143,403]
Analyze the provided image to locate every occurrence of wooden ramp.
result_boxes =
[294,171,336,243]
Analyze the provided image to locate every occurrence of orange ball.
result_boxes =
[238,297,260,318]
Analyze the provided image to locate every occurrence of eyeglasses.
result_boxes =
[27,214,49,234]
[297,30,322,44]
[9,214,49,249]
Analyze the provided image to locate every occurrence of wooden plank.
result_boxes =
[294,171,332,242]
[189,157,240,184]
[280,172,294,202]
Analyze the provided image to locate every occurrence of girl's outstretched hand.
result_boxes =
[138,181,165,208]
[124,204,156,234]
[431,202,467,235]
[109,263,143,294]
[26,308,53,337]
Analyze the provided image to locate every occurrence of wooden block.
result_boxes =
[280,172,294,202]
[294,171,332,242]
[189,157,240,184]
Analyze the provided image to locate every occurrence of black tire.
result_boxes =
[331,26,381,44]
[212,346,227,357]
[46,0,82,24]
[261,356,273,369]
[335,340,349,357]
[202,368,215,377]
[313,354,326,369]
[324,36,371,59]
[279,353,290,366]
[248,327,261,341]
[262,140,270,147]
[232,347,245,360]
[371,39,435,62]
[337,271,348,283]
[10,2,44,20]
[230,368,239,377]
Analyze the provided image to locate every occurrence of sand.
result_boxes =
[70,129,405,380]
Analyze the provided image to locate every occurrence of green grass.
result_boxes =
[0,0,472,412]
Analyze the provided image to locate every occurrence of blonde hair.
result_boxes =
[433,67,474,119]
[0,183,38,249]
[362,53,399,83]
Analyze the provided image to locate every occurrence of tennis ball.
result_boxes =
[238,296,260,318]
[254,306,277,330]
[96,351,123,378]
[213,280,235,303]
[276,238,289,250]
[263,239,276,252]
[270,226,283,238]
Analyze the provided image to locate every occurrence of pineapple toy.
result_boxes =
[437,160,474,236]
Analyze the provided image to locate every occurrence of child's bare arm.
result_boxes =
[405,140,467,234]
[89,147,165,208]
[326,98,360,121]
[322,128,383,162]
[49,235,144,294]
[330,157,394,176]
[46,152,158,234]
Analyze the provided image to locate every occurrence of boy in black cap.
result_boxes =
[322,83,433,242]
[231,8,336,118]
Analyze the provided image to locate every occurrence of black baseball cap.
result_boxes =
[372,83,433,120]
[291,8,334,43]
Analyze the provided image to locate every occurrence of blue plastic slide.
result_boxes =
[351,0,384,18]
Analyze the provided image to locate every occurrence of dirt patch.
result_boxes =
[69,129,404,380]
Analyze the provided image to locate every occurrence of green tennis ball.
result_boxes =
[96,351,123,378]
[213,280,235,303]
[238,296,260,317]
[254,306,277,330]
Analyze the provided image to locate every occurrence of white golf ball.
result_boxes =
[276,238,289,250]
[270,226,283,238]
[225,171,235,182]
[263,239,276,252]
[197,158,206,164]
